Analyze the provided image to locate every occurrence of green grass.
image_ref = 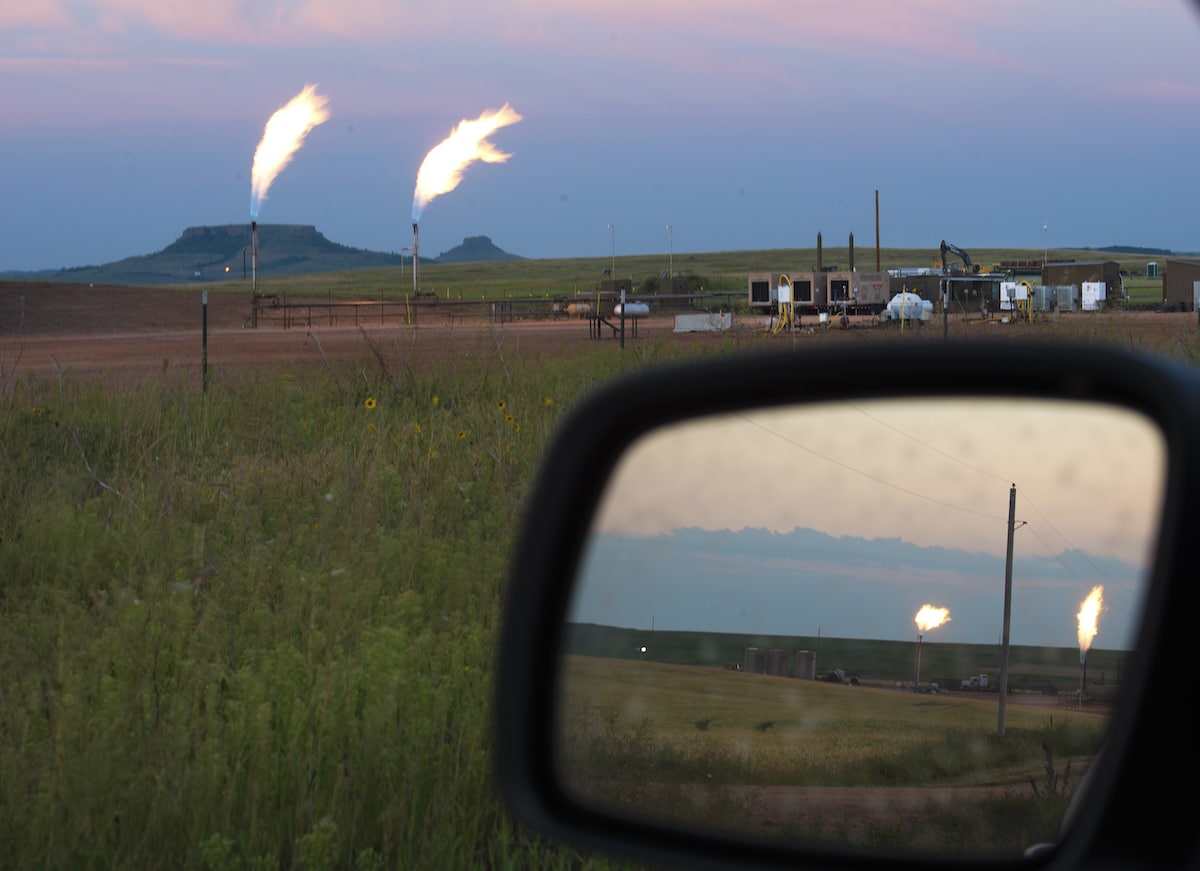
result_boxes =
[185,246,1167,303]
[564,623,1127,692]
[558,657,1105,786]
[3,317,1198,867]
[0,345,652,870]
[558,655,1102,855]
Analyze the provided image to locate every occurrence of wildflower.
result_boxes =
[505,414,514,423]
[497,400,507,410]
[413,422,422,434]
[432,395,440,407]
[457,430,467,440]
[543,397,554,407]
[367,423,376,431]
[513,422,521,433]
[364,397,377,410]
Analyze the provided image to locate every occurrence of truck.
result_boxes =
[960,674,989,691]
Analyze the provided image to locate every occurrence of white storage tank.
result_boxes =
[613,302,649,318]
[882,291,933,322]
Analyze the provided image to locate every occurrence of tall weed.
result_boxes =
[0,345,632,869]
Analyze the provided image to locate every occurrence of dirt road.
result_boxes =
[3,282,1196,384]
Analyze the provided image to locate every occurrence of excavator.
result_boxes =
[939,240,980,275]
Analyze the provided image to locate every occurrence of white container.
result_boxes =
[613,302,649,318]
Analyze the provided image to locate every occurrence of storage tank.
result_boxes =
[613,302,649,317]
[742,647,764,674]
[794,650,817,680]
[882,292,933,322]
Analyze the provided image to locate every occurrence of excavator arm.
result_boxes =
[939,240,976,274]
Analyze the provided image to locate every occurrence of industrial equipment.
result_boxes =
[939,240,980,275]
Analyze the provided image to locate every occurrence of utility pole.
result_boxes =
[998,483,1016,738]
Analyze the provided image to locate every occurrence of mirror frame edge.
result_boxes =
[496,340,1200,870]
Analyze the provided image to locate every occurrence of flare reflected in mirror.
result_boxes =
[558,398,1164,857]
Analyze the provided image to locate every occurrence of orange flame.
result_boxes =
[915,604,951,633]
[1077,585,1104,655]
[412,103,522,221]
[250,85,331,218]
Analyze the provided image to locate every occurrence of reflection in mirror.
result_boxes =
[558,399,1164,857]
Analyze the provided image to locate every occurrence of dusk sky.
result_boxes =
[3,2,1199,272]
[575,399,1164,649]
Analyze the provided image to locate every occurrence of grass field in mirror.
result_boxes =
[558,650,1107,855]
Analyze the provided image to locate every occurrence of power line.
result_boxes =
[848,402,1011,485]
[735,413,1007,522]
[1018,487,1137,599]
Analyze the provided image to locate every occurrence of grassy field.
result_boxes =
[0,343,650,870]
[558,655,1104,855]
[564,623,1127,694]
[189,246,1167,304]
[0,297,1190,867]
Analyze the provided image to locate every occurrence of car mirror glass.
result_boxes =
[556,397,1164,857]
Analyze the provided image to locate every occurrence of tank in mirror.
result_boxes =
[558,398,1165,857]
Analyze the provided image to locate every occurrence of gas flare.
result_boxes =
[250,85,331,218]
[411,103,522,221]
[1077,585,1104,657]
[915,604,951,633]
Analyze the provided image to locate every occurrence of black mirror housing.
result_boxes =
[496,342,1200,870]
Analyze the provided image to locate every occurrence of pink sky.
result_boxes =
[2,1,1199,270]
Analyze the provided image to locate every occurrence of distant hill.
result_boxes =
[1081,245,1176,256]
[436,235,523,263]
[0,226,522,286]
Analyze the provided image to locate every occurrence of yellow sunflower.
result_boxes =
[364,397,377,410]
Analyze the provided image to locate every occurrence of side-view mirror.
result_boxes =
[496,342,1200,870]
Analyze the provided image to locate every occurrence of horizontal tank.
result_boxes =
[613,302,649,318]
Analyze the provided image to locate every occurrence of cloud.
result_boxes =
[1,0,499,48]
[0,0,72,29]
[1,1,1019,67]
[1115,79,1200,102]
[576,528,1146,647]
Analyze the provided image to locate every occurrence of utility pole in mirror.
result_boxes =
[998,483,1016,738]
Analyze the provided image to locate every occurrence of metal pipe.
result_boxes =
[875,190,881,272]
[251,221,258,293]
[412,223,420,297]
[251,220,259,329]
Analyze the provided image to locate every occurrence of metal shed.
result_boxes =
[1041,261,1122,307]
[1162,258,1200,312]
